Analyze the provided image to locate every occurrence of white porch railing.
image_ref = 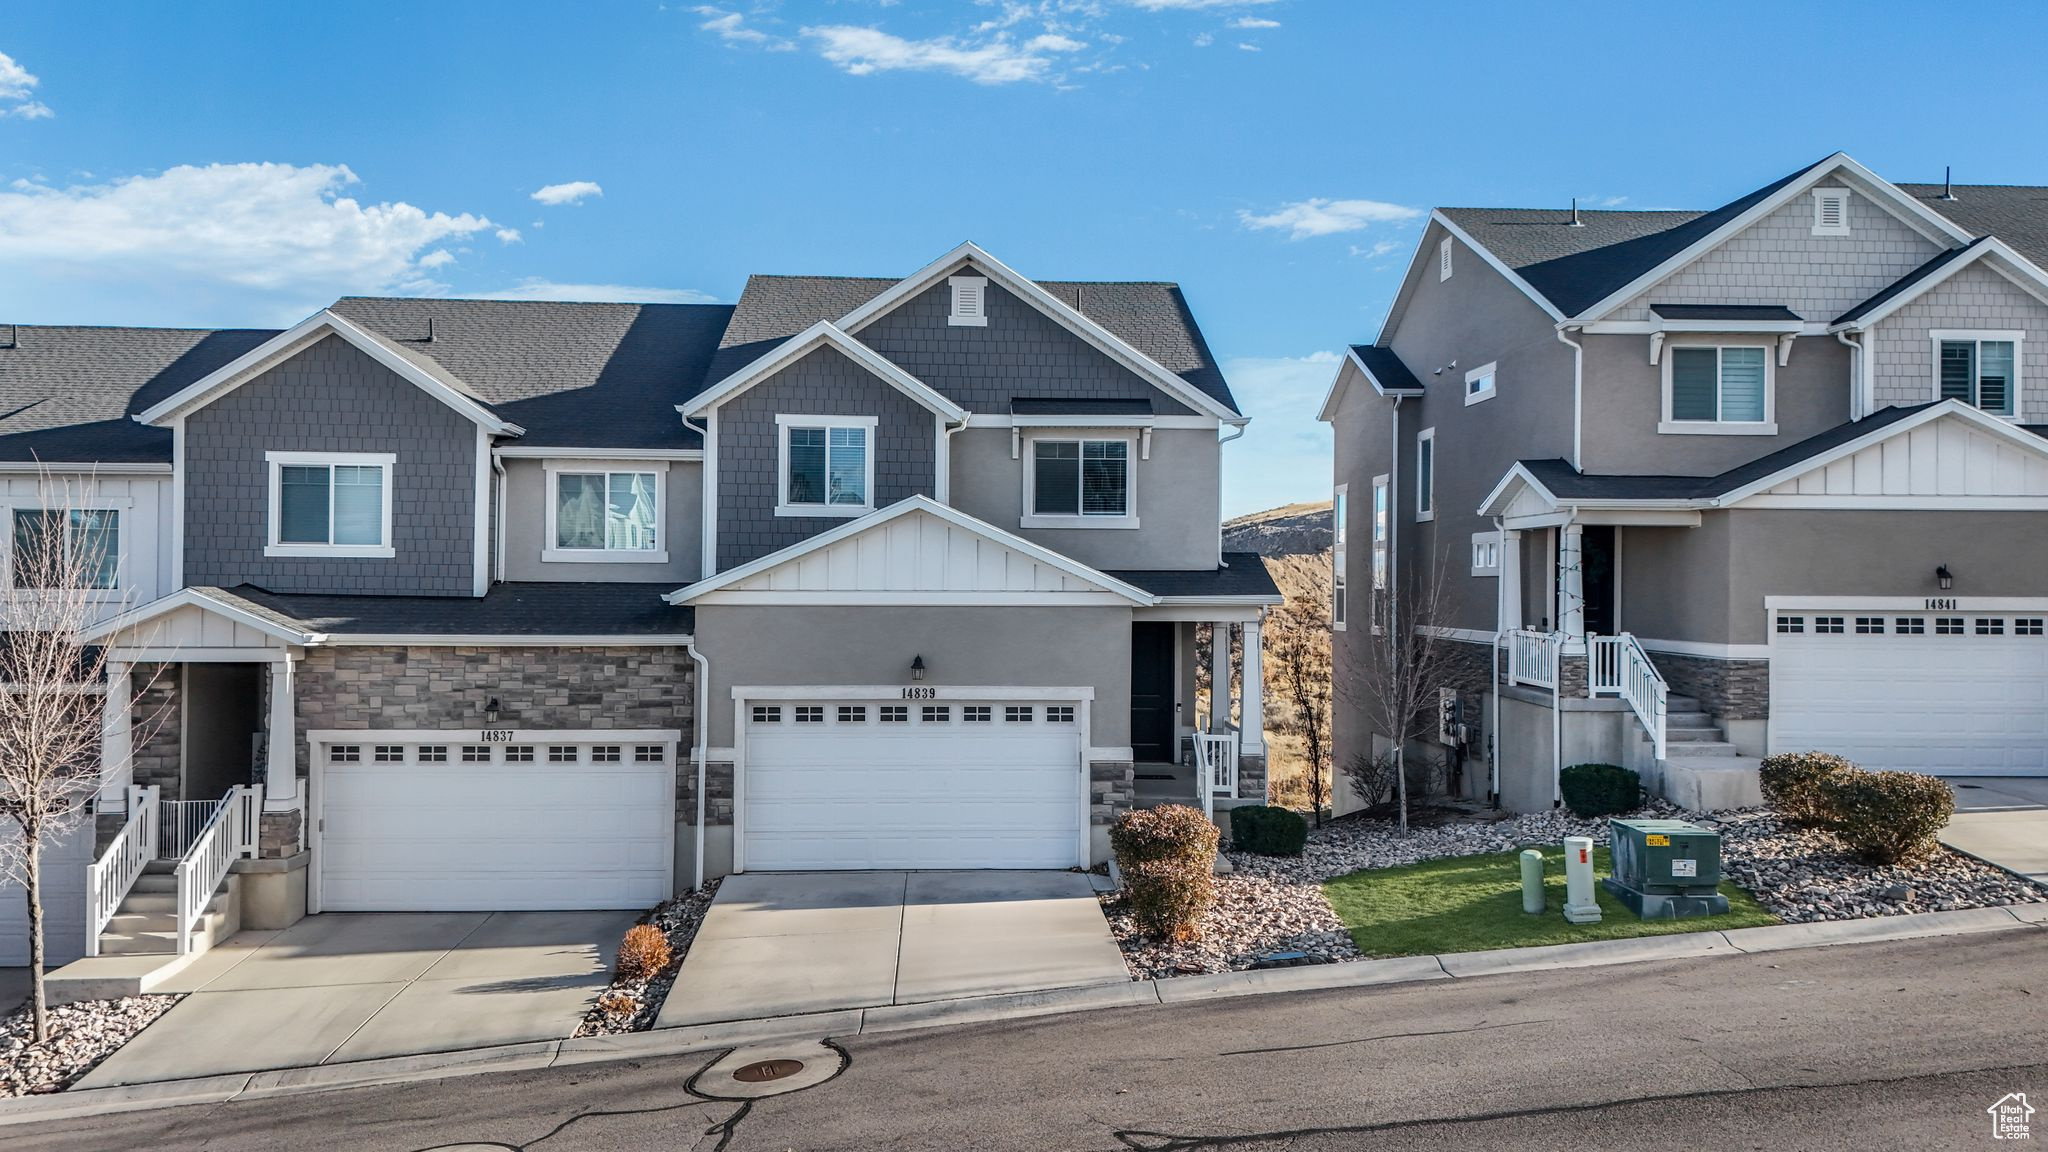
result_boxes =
[1505,628,1561,689]
[158,799,223,860]
[1590,633,1668,761]
[173,785,261,954]
[1194,732,1238,797]
[84,785,158,958]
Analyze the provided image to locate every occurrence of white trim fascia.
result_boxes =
[1659,422,1779,436]
[1765,595,2048,612]
[832,242,1247,425]
[690,590,1141,607]
[316,633,695,647]
[1740,494,2048,511]
[665,494,1158,606]
[1571,154,1974,323]
[974,414,1211,430]
[1134,602,1272,622]
[472,427,490,596]
[0,461,171,475]
[79,587,322,646]
[1477,462,1556,518]
[679,321,966,421]
[135,310,522,435]
[1715,399,2048,504]
[495,446,705,461]
[733,684,1096,702]
[1583,319,1828,336]
[1633,636,1772,660]
[1428,212,1569,324]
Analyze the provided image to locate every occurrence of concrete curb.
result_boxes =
[3,901,2040,1126]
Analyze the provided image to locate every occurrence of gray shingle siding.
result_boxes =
[183,334,478,595]
[1869,261,2048,417]
[856,280,1198,416]
[714,345,935,569]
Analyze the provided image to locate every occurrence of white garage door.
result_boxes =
[742,698,1083,871]
[317,734,676,911]
[1771,610,2048,775]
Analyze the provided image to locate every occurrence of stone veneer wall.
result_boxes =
[1234,753,1268,805]
[130,663,182,802]
[1090,760,1134,825]
[680,761,735,827]
[259,810,304,859]
[1648,653,1771,721]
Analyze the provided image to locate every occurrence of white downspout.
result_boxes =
[491,453,507,583]
[1552,505,1578,808]
[1490,513,1506,807]
[687,642,710,891]
[1836,329,1865,420]
[1556,326,1585,470]
[938,413,971,505]
[1217,420,1247,567]
[1387,396,1403,773]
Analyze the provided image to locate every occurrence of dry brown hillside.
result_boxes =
[1221,502,1335,813]
[1223,501,1332,558]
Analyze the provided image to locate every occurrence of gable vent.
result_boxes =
[948,274,989,327]
[1438,236,1453,281]
[1811,187,1850,236]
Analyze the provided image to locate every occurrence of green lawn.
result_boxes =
[1321,845,1779,958]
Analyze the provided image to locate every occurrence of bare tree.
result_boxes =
[1336,547,1462,832]
[1261,553,1333,824]
[0,472,160,1042]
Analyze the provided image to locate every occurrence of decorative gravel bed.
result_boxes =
[575,878,721,1036]
[1101,801,2044,979]
[2,994,182,1097]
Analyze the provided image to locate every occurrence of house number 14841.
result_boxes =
[1924,598,1957,610]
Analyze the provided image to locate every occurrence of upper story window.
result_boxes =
[776,414,875,517]
[948,275,989,327]
[1331,484,1348,631]
[1371,474,1389,632]
[1934,332,2019,418]
[1464,362,1496,406]
[1415,427,1435,522]
[1811,187,1850,236]
[545,465,665,563]
[1662,346,1773,434]
[11,508,118,589]
[266,451,394,558]
[1438,237,1453,281]
[1024,435,1136,529]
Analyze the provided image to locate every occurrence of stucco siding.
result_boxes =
[500,458,702,581]
[184,334,478,595]
[713,345,936,570]
[1868,261,2048,419]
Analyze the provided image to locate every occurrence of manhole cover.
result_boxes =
[733,1058,806,1083]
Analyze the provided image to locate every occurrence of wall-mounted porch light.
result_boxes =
[1936,564,1954,592]
[485,697,501,724]
[910,655,926,682]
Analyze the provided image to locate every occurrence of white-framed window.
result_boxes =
[265,451,395,558]
[1470,530,1501,577]
[948,274,989,327]
[1811,187,1850,236]
[544,462,666,563]
[1415,428,1435,522]
[1023,434,1137,529]
[1932,330,2020,418]
[9,507,120,589]
[1660,345,1774,434]
[1463,361,1497,406]
[1331,484,1348,632]
[1371,473,1389,634]
[1439,236,1453,281]
[775,414,875,517]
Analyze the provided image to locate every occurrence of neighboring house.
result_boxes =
[1321,153,2048,816]
[0,243,1279,965]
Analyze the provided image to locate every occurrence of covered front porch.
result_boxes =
[1127,604,1271,819]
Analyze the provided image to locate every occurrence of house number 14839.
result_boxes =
[900,687,936,700]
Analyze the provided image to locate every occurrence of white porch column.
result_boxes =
[1240,616,1265,755]
[1208,621,1233,731]
[1558,522,1586,642]
[98,660,132,809]
[1499,530,1523,632]
[264,654,299,809]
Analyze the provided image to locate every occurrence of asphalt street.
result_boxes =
[11,930,2045,1151]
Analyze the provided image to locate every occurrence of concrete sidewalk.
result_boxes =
[656,871,1129,1027]
[1943,777,2048,886]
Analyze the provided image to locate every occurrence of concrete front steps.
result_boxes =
[1639,693,1764,811]
[46,864,242,1005]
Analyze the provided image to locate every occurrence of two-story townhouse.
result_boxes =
[1323,154,2048,817]
[0,244,1279,966]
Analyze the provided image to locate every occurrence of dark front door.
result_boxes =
[1581,525,1617,637]
[1130,622,1176,763]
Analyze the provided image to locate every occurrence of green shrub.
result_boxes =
[1759,752,1857,826]
[1109,804,1219,942]
[1227,805,1308,856]
[1558,763,1639,818]
[1825,769,1954,865]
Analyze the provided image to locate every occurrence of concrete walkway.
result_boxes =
[658,871,1128,1027]
[1944,777,2048,885]
[75,909,636,1089]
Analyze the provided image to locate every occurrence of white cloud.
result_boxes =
[1238,197,1422,240]
[802,24,1085,85]
[1350,239,1403,259]
[531,181,603,206]
[691,5,793,49]
[0,49,52,119]
[1229,16,1280,28]
[1191,31,1213,46]
[495,227,523,244]
[468,279,719,305]
[1236,41,1260,51]
[0,163,491,295]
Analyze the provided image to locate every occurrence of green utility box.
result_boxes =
[1603,818,1729,919]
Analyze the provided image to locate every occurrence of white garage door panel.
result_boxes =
[320,738,674,911]
[1772,618,2048,775]
[744,702,1081,871]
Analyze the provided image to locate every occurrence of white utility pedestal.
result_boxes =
[1562,835,1602,924]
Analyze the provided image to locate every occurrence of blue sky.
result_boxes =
[3,1,2045,517]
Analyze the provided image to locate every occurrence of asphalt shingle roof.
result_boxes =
[1650,303,1801,321]
[208,582,695,637]
[1833,239,1991,325]
[1903,183,2048,269]
[0,326,280,462]
[1105,553,1282,600]
[1347,345,1424,393]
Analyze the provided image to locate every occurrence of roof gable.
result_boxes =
[1834,237,2048,326]
[0,326,278,464]
[1727,402,2048,505]
[1317,345,1424,422]
[678,321,966,420]
[668,496,1156,606]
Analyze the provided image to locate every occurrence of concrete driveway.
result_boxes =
[1944,777,2048,886]
[658,871,1128,1027]
[76,909,637,1088]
